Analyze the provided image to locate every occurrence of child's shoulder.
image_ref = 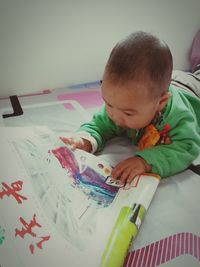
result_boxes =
[168,84,200,112]
[164,85,200,127]
[169,84,200,102]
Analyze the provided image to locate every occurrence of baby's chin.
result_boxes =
[116,121,147,130]
[126,124,143,130]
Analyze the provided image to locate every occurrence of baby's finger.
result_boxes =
[126,172,138,185]
[124,170,140,189]
[60,137,72,144]
[118,168,132,184]
[70,143,77,150]
[111,171,122,181]
[112,165,125,180]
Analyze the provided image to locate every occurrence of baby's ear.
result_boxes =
[158,92,171,111]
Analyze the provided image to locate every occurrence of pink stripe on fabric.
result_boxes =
[181,233,185,255]
[131,249,140,267]
[123,252,129,267]
[166,235,172,261]
[135,247,145,267]
[171,234,176,259]
[176,233,181,257]
[155,239,163,266]
[194,235,197,259]
[146,243,154,267]
[141,244,150,266]
[185,232,189,254]
[190,232,193,255]
[161,237,167,264]
[58,90,103,109]
[152,240,160,267]
[123,232,200,267]
[126,251,135,266]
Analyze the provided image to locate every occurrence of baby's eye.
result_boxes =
[106,103,113,108]
[124,112,134,116]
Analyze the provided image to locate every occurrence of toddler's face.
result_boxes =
[101,79,163,130]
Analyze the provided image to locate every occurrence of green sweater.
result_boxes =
[79,85,200,178]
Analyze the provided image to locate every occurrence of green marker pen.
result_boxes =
[99,203,146,267]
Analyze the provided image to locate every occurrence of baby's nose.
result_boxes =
[109,110,124,125]
[116,121,126,127]
[113,116,125,126]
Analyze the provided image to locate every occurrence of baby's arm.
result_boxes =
[60,131,98,153]
[136,118,200,178]
[112,110,200,183]
[60,136,92,152]
[61,106,125,153]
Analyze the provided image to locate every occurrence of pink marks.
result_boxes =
[124,232,200,267]
[58,90,103,109]
[51,147,79,176]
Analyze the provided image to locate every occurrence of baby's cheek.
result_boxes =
[125,117,138,128]
[105,107,112,117]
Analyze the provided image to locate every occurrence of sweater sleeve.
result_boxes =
[78,106,125,152]
[135,112,200,178]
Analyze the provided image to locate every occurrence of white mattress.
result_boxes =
[0,82,200,267]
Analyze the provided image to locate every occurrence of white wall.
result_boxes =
[0,0,200,97]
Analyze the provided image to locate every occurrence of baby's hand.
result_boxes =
[111,156,151,186]
[60,137,92,152]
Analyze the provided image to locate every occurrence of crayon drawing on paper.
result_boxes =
[13,136,119,250]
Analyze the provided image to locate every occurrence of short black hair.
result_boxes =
[105,31,173,96]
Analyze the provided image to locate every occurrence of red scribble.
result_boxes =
[29,235,50,254]
[29,243,35,254]
[15,214,50,254]
[36,235,50,249]
[0,180,27,204]
[15,214,41,238]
